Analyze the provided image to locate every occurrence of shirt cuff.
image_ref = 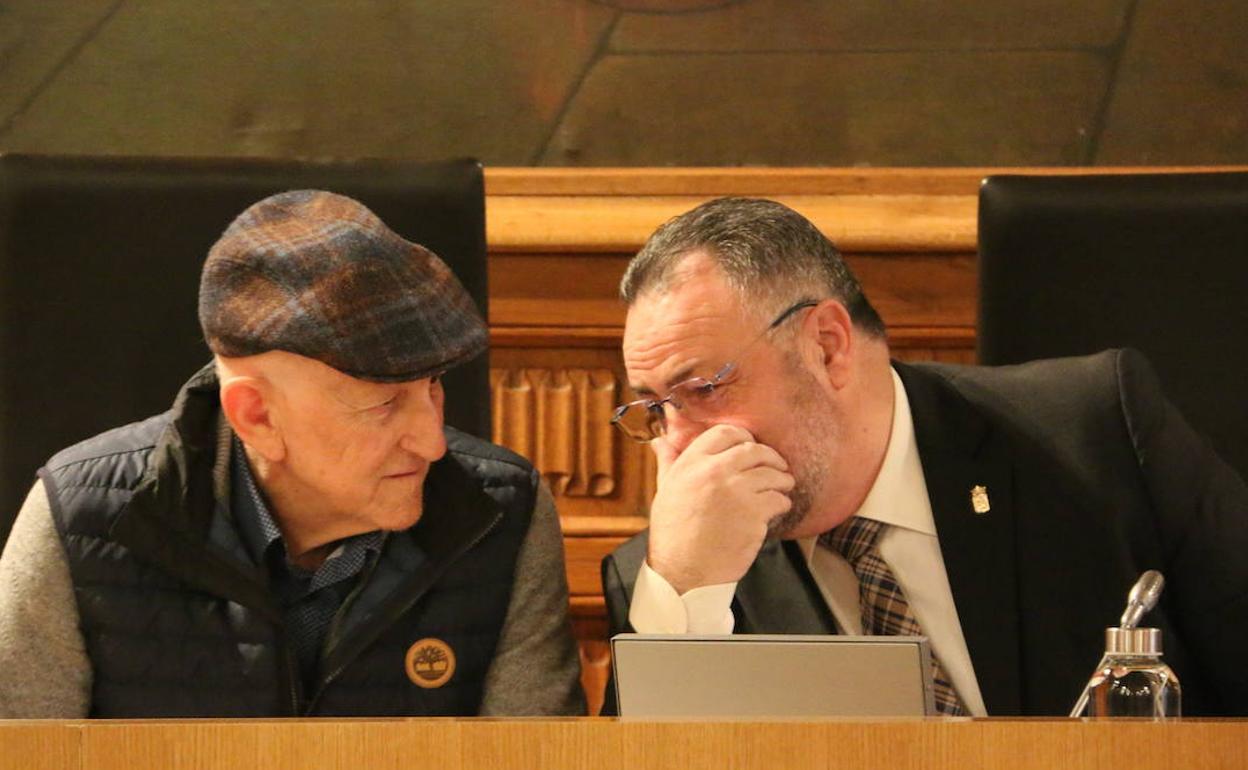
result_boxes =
[628,560,737,634]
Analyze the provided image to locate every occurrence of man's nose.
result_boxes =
[662,406,709,456]
[399,384,448,460]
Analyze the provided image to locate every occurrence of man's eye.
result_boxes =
[685,382,718,402]
[370,397,397,413]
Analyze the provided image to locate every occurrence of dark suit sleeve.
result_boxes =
[599,554,626,716]
[1117,349,1248,713]
[598,534,648,716]
[602,553,636,638]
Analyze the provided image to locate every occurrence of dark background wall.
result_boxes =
[2,0,1245,167]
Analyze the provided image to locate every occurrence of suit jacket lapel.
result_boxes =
[896,362,1023,715]
[735,539,839,635]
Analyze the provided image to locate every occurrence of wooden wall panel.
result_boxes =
[571,616,612,718]
[489,254,632,327]
[491,348,657,525]
[488,251,979,330]
[486,193,977,253]
[490,367,618,498]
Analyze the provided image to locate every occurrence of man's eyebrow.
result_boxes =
[628,384,658,398]
[664,364,697,390]
[628,364,698,399]
[332,384,398,410]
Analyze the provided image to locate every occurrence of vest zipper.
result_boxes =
[301,538,387,715]
[279,622,306,715]
[303,510,504,714]
[286,649,301,715]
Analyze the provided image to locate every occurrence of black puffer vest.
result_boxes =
[40,366,536,717]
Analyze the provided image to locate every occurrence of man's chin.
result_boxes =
[765,506,807,540]
[374,504,424,532]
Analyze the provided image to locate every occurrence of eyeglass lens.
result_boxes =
[611,299,819,442]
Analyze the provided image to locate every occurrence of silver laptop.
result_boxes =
[611,634,935,717]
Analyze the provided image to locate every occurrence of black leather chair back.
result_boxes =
[0,155,489,546]
[977,171,1248,481]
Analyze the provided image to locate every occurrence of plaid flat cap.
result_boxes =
[198,189,486,382]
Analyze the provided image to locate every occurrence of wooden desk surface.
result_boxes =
[2,717,1245,770]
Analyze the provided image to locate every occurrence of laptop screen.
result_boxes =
[612,634,934,717]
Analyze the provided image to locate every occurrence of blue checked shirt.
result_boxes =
[231,439,383,697]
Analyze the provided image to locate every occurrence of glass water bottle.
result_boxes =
[1085,627,1181,717]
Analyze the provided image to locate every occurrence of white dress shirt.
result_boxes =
[629,368,988,715]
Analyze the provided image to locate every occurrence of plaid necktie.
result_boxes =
[821,516,967,716]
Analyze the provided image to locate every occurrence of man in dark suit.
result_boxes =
[600,197,1248,716]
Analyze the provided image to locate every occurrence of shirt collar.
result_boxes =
[798,366,936,558]
[231,437,282,566]
[857,367,936,536]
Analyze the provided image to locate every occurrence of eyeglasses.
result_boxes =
[610,299,819,442]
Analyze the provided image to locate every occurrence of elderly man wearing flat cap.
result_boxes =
[0,190,586,717]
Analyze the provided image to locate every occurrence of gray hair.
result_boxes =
[620,197,885,336]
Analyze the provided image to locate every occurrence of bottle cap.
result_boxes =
[1105,627,1162,655]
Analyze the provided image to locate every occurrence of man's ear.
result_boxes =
[806,299,855,389]
[219,377,286,462]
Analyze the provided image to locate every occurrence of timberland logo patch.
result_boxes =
[405,638,456,688]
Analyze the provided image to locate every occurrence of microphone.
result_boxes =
[1118,570,1164,629]
[1068,570,1166,718]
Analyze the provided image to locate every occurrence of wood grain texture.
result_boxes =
[488,252,977,330]
[485,167,994,196]
[2,719,1245,770]
[484,166,1248,197]
[572,616,612,717]
[490,350,659,519]
[0,721,81,770]
[487,194,978,253]
[491,367,618,498]
[564,536,627,598]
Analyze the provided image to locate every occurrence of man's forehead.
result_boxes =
[624,256,736,337]
[622,281,749,391]
[328,371,394,398]
[262,352,394,402]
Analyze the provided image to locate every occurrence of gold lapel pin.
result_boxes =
[970,485,991,515]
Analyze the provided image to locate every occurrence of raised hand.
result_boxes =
[646,424,794,594]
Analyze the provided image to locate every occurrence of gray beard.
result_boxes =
[765,356,835,538]
[766,482,814,538]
